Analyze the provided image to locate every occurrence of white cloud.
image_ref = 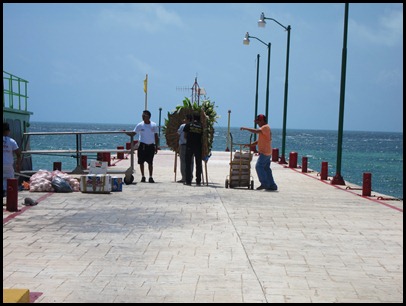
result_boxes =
[379,8,403,45]
[314,69,337,83]
[125,54,152,75]
[98,3,183,33]
[350,7,403,47]
[375,68,403,87]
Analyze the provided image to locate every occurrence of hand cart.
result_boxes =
[225,133,254,190]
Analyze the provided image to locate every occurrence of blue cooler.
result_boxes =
[111,177,123,192]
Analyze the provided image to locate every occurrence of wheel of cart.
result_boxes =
[124,167,135,185]
[124,175,134,185]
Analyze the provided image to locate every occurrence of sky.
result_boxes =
[3,3,403,132]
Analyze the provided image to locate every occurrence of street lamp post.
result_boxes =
[258,12,291,164]
[331,3,349,185]
[158,107,162,147]
[226,109,231,151]
[243,32,271,121]
[254,53,260,141]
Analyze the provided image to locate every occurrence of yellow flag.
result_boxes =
[143,75,148,93]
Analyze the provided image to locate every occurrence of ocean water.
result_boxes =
[27,121,403,200]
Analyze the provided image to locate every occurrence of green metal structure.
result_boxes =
[3,70,33,172]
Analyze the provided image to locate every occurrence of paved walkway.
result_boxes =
[3,151,403,303]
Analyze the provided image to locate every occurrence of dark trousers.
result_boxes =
[185,146,202,184]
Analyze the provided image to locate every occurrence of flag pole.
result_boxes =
[144,74,148,110]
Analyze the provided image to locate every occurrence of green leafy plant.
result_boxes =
[162,97,219,159]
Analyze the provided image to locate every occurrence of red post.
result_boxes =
[97,152,111,166]
[117,146,124,159]
[302,156,308,173]
[81,155,88,170]
[6,178,19,212]
[102,152,111,166]
[97,153,110,165]
[272,148,279,162]
[53,162,62,171]
[126,141,138,152]
[320,161,328,180]
[362,172,372,196]
[289,152,298,168]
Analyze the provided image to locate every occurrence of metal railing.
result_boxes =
[3,71,29,111]
[21,130,137,182]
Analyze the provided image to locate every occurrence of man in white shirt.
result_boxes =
[3,122,21,197]
[133,110,159,183]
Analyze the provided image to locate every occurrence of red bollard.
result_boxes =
[53,162,62,171]
[362,172,372,196]
[97,152,110,165]
[6,178,19,212]
[81,155,88,170]
[126,141,139,152]
[272,148,279,162]
[117,146,124,159]
[103,152,111,166]
[124,143,131,159]
[302,156,308,173]
[289,152,298,168]
[320,161,328,180]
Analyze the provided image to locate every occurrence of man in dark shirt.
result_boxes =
[183,113,203,186]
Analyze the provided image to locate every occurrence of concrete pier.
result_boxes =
[3,150,403,303]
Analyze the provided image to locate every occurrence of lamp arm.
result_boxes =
[249,35,268,48]
[265,17,289,31]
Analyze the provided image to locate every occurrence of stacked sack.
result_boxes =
[29,169,80,192]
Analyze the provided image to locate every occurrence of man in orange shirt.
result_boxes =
[240,114,278,191]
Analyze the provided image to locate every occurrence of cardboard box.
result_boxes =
[233,151,252,161]
[89,161,108,174]
[80,174,112,193]
[111,177,123,192]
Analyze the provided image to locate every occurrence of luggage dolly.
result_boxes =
[225,133,254,190]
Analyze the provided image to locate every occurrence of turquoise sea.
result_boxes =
[28,121,403,200]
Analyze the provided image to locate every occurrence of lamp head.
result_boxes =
[258,12,266,28]
[243,32,250,45]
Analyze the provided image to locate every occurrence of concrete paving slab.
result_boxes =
[3,150,403,303]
